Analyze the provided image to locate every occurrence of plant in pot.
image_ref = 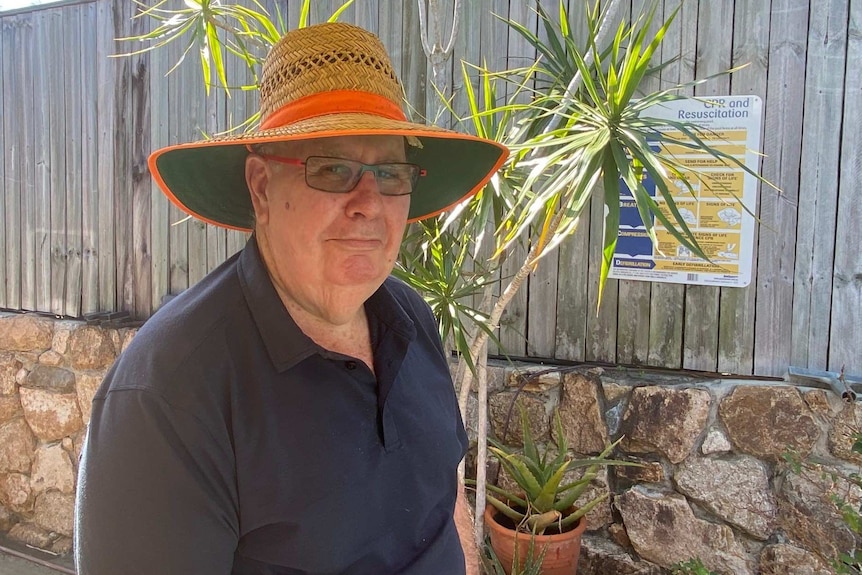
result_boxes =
[481,407,636,575]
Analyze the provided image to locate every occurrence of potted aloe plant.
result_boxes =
[481,407,635,575]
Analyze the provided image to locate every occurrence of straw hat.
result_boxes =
[148,22,509,231]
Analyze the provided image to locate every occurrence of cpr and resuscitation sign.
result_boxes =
[608,95,763,288]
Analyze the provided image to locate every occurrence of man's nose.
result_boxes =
[346,171,384,217]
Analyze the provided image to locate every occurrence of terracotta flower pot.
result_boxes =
[484,505,587,575]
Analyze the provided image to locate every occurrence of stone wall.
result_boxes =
[0,312,857,574]
[466,365,862,575]
[0,313,137,554]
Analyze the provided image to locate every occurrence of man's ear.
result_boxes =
[246,154,271,226]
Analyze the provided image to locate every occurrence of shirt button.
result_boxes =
[345,361,357,370]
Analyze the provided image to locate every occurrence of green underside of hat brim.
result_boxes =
[151,135,508,230]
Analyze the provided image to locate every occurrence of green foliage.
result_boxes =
[670,558,719,575]
[121,0,353,97]
[480,407,639,535]
[480,535,547,575]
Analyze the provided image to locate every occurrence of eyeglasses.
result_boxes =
[257,155,426,196]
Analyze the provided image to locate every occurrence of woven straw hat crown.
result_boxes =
[258,23,404,125]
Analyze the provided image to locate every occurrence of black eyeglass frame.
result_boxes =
[257,154,426,196]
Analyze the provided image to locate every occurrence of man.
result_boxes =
[75,22,507,574]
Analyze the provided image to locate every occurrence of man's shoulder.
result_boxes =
[103,253,247,396]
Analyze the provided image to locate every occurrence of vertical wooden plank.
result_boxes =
[168,34,191,296]
[354,0,378,32]
[150,13,170,312]
[310,0,343,27]
[496,0,531,358]
[377,0,404,79]
[64,5,84,317]
[682,0,732,372]
[828,0,862,371]
[401,0,427,123]
[647,0,697,368]
[753,0,808,376]
[468,0,510,357]
[33,11,52,312]
[10,13,36,310]
[113,0,135,313]
[423,0,456,127]
[48,8,68,316]
[0,17,5,310]
[283,0,303,31]
[715,0,769,375]
[80,1,99,315]
[553,1,598,363]
[791,0,847,369]
[129,3,152,319]
[554,215,590,362]
[586,199,619,363]
[496,1,556,359]
[449,0,481,122]
[2,16,20,310]
[97,0,117,312]
[616,0,660,366]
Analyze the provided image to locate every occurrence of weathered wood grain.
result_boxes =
[1,16,20,309]
[33,11,52,312]
[149,16,170,313]
[401,0,427,123]
[377,0,404,79]
[753,0,809,376]
[549,0,596,363]
[63,5,84,318]
[682,0,734,372]
[647,0,698,368]
[80,1,99,315]
[96,0,117,312]
[128,4,152,319]
[791,0,847,369]
[715,0,769,375]
[19,13,36,312]
[828,0,862,371]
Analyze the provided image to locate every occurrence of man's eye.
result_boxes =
[318,163,353,178]
[377,167,400,180]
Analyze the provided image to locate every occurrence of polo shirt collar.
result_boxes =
[237,236,417,372]
[237,236,318,372]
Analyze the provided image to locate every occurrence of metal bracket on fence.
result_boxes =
[83,311,142,329]
[786,365,861,403]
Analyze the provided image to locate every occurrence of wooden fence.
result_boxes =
[0,0,859,378]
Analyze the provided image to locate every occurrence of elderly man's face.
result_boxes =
[246,135,411,318]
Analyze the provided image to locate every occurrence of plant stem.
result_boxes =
[473,340,489,548]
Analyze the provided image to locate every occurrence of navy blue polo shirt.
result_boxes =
[75,237,469,575]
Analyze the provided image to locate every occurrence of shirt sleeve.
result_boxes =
[75,388,239,575]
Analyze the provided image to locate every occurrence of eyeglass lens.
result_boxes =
[305,156,418,196]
